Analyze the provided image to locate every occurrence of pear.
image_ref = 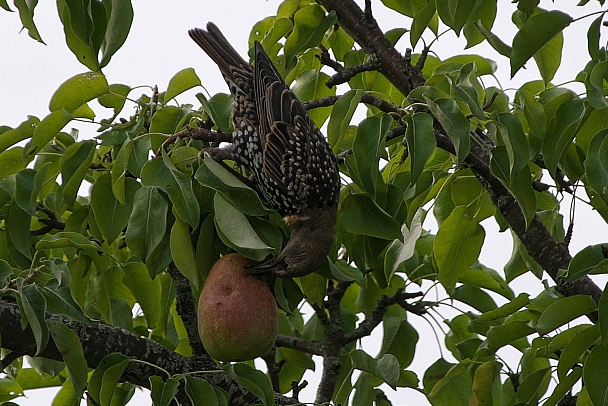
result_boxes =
[197,253,278,361]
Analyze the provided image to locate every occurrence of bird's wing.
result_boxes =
[254,42,311,198]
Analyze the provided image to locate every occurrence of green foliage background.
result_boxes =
[1,0,608,405]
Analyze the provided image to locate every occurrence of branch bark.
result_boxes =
[0,298,301,405]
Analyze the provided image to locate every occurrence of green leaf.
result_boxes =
[544,367,582,406]
[451,63,485,119]
[57,141,96,205]
[91,174,140,243]
[434,206,485,292]
[6,197,32,266]
[489,147,537,229]
[196,93,233,133]
[327,89,364,150]
[486,320,536,352]
[56,0,105,71]
[121,262,162,329]
[184,376,218,406]
[510,11,573,78]
[557,324,599,380]
[149,376,179,406]
[583,343,608,406]
[410,2,436,48]
[474,20,511,57]
[405,112,436,186]
[18,282,48,356]
[13,0,44,43]
[0,116,39,154]
[292,70,335,126]
[427,360,473,406]
[384,209,424,281]
[424,97,470,163]
[586,60,608,109]
[542,99,586,178]
[149,105,183,135]
[125,186,168,262]
[0,148,26,180]
[378,354,400,389]
[585,129,608,206]
[88,353,130,406]
[567,244,608,281]
[380,317,418,369]
[340,193,403,241]
[141,153,200,228]
[99,0,134,68]
[352,114,392,195]
[588,14,603,61]
[27,109,73,158]
[214,193,273,261]
[195,156,269,216]
[225,363,274,406]
[536,295,597,335]
[49,71,108,113]
[283,5,337,67]
[436,0,480,35]
[165,68,202,103]
[533,26,563,84]
[39,286,89,323]
[47,319,87,400]
[170,218,199,288]
[472,360,501,406]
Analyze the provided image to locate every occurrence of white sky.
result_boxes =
[1,1,607,405]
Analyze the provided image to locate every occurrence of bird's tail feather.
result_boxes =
[188,22,248,78]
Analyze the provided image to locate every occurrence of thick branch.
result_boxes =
[276,334,323,356]
[315,281,351,404]
[167,262,208,357]
[317,0,418,96]
[0,298,300,405]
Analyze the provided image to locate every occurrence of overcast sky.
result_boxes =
[1,1,607,405]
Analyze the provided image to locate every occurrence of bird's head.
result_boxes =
[249,206,337,277]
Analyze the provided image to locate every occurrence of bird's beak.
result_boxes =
[245,258,278,275]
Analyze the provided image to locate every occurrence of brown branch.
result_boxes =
[325,55,380,87]
[167,262,208,357]
[262,348,283,392]
[315,280,351,404]
[0,298,302,405]
[317,0,417,96]
[276,334,323,356]
[156,127,232,156]
[302,93,401,114]
[317,44,344,72]
[342,291,424,344]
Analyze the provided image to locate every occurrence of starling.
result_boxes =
[189,23,340,277]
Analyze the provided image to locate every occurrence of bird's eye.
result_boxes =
[281,260,289,269]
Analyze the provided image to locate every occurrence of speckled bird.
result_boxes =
[189,23,340,277]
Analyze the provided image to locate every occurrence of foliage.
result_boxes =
[2,0,608,405]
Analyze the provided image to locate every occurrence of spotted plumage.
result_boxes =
[189,23,340,277]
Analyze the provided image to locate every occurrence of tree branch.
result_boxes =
[302,93,401,114]
[315,281,351,404]
[342,291,424,345]
[0,298,301,405]
[276,334,323,356]
[316,0,419,96]
[167,262,208,357]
